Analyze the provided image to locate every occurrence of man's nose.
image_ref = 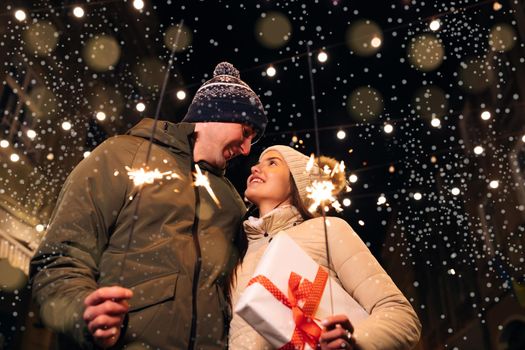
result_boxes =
[240,138,251,156]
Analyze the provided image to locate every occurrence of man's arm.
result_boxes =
[30,136,139,348]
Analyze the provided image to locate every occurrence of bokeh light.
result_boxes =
[474,146,484,155]
[346,20,383,56]
[370,36,382,48]
[96,111,107,121]
[429,19,441,31]
[23,22,59,56]
[266,66,277,77]
[26,129,37,140]
[83,35,121,71]
[14,9,27,21]
[133,0,145,10]
[488,23,516,52]
[136,102,146,112]
[0,260,27,292]
[176,90,186,100]
[25,87,58,119]
[317,51,328,63]
[255,12,292,49]
[87,85,124,118]
[407,34,444,71]
[164,24,192,52]
[134,57,167,92]
[413,86,448,120]
[348,86,383,121]
[61,121,72,131]
[73,6,85,18]
[458,57,494,93]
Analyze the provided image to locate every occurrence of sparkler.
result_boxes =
[193,164,221,208]
[305,42,352,317]
[118,19,184,282]
[307,179,341,213]
[305,156,348,214]
[125,166,178,187]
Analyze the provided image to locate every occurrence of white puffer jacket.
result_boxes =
[229,205,421,350]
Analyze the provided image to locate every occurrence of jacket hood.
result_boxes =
[127,118,227,176]
[127,118,195,155]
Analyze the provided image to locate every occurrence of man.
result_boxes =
[30,62,267,349]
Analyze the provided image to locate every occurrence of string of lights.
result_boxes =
[28,0,509,147]
[0,0,520,226]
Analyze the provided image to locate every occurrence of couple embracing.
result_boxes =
[30,62,421,350]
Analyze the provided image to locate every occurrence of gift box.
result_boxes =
[235,233,369,349]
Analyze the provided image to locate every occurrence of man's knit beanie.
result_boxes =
[182,62,267,141]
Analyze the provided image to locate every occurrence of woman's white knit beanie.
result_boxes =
[259,145,319,206]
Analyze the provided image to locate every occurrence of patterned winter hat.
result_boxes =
[260,145,320,207]
[182,62,267,142]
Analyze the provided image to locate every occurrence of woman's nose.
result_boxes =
[250,164,260,174]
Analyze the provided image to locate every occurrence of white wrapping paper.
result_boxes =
[235,233,369,349]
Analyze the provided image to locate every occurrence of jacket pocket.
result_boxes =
[128,273,178,312]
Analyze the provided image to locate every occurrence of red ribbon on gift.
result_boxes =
[247,266,329,350]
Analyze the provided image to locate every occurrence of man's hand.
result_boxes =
[319,315,356,350]
[83,286,133,349]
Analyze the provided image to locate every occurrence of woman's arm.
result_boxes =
[326,217,422,350]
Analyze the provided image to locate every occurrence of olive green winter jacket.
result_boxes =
[30,119,246,349]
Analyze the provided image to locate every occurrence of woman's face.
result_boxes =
[245,150,292,209]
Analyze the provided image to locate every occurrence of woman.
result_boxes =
[229,145,421,349]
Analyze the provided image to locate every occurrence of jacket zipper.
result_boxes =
[188,169,202,350]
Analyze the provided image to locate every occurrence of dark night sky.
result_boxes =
[2,0,521,259]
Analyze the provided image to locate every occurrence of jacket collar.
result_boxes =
[127,118,225,176]
[243,205,303,241]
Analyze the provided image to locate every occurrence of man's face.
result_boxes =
[197,122,256,168]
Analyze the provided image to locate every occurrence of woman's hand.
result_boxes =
[319,315,356,349]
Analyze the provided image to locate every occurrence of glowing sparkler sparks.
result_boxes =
[307,179,342,213]
[126,166,177,186]
[306,154,316,173]
[330,160,345,177]
[305,156,347,213]
[193,164,221,208]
